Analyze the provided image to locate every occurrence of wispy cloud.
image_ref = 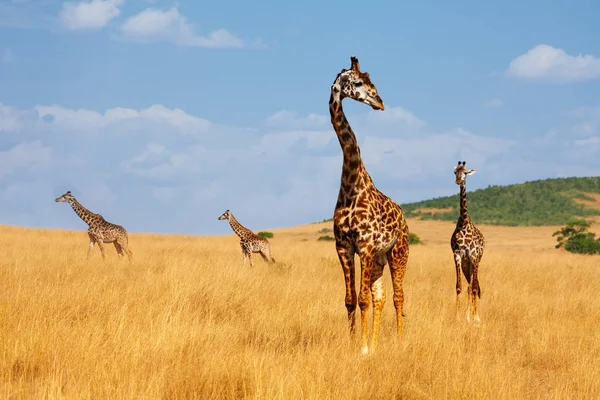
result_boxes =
[506,44,600,83]
[116,7,245,48]
[60,0,124,31]
[2,100,596,233]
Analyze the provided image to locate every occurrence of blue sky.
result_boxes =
[1,0,600,235]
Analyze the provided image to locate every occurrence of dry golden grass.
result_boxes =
[1,218,599,399]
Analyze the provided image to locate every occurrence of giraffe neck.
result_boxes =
[458,181,470,227]
[68,198,100,227]
[330,76,373,199]
[228,215,253,238]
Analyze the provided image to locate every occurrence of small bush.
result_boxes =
[553,219,600,255]
[409,233,422,245]
[318,235,335,241]
[258,231,274,239]
[318,228,332,234]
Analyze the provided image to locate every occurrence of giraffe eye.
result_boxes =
[353,81,363,87]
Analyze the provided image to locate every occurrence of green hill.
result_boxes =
[403,177,600,226]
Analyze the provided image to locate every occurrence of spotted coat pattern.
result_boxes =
[450,161,485,325]
[329,56,410,355]
[218,209,275,267]
[55,191,133,261]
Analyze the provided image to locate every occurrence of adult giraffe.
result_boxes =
[329,56,410,354]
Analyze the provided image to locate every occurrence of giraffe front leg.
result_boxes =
[335,242,356,336]
[87,233,95,259]
[466,273,473,323]
[471,262,481,328]
[369,255,386,354]
[453,252,463,320]
[358,251,374,355]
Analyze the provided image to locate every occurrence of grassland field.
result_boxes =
[1,218,599,399]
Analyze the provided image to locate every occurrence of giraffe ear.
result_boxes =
[466,169,476,175]
[350,56,360,72]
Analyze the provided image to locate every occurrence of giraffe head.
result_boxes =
[454,161,476,185]
[334,56,384,110]
[55,190,75,203]
[218,209,231,221]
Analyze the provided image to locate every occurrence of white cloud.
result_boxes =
[506,44,600,83]
[1,101,599,234]
[484,98,503,108]
[0,141,53,179]
[117,7,244,48]
[60,0,124,31]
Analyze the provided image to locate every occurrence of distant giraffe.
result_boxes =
[218,209,275,267]
[55,191,133,261]
[450,161,485,326]
[329,56,410,355]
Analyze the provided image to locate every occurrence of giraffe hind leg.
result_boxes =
[96,239,106,260]
[117,236,133,262]
[387,237,409,340]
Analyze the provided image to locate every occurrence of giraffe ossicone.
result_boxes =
[329,56,410,354]
[218,209,275,267]
[55,190,133,262]
[450,160,485,326]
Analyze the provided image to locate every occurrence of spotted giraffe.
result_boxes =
[218,209,275,267]
[450,161,485,326]
[329,56,410,355]
[55,191,133,261]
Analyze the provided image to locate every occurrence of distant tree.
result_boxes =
[552,219,600,255]
[317,235,335,241]
[409,233,422,245]
[258,231,274,239]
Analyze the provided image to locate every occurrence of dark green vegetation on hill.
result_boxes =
[403,177,600,226]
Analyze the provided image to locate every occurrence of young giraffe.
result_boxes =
[330,56,410,355]
[55,191,133,261]
[450,161,485,326]
[218,209,275,267]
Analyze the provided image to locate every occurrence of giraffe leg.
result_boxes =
[114,242,123,257]
[259,250,271,264]
[96,240,106,260]
[335,242,357,336]
[116,238,133,262]
[241,244,253,267]
[466,272,474,323]
[264,246,275,263]
[471,262,481,327]
[369,255,387,354]
[358,251,375,355]
[387,237,409,340]
[87,233,96,259]
[453,252,463,320]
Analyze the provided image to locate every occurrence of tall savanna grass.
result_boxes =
[1,219,599,399]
